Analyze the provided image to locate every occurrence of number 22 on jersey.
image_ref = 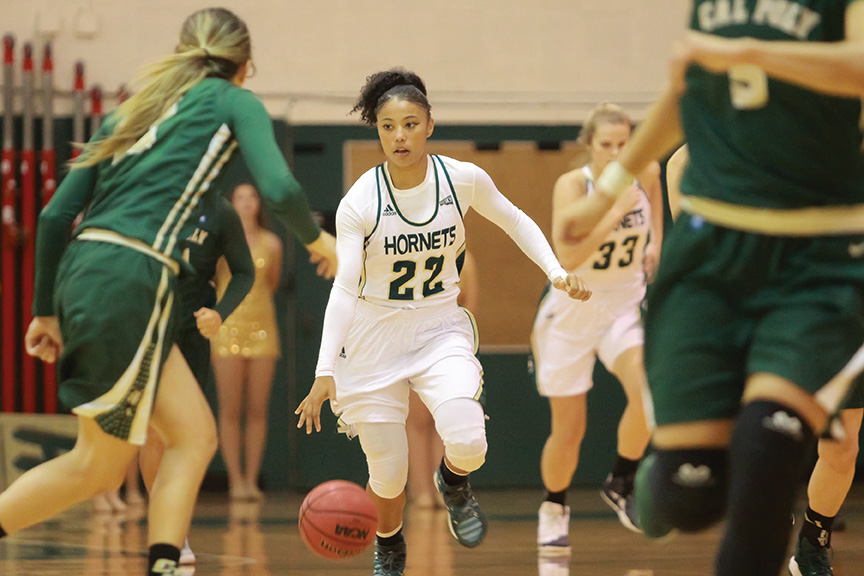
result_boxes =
[389,255,446,300]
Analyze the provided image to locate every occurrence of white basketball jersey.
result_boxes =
[576,165,651,290]
[359,155,467,308]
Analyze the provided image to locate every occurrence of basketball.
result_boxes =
[298,480,378,560]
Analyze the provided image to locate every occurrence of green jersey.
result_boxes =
[34,78,319,316]
[177,193,253,331]
[681,0,864,209]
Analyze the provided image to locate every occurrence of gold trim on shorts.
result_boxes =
[681,196,864,236]
[72,266,175,445]
[77,229,180,275]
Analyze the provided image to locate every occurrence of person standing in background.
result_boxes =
[212,183,283,501]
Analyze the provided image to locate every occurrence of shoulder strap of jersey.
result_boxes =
[365,164,385,242]
[582,165,595,196]
[432,154,464,219]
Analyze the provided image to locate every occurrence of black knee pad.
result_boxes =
[649,448,728,532]
[722,400,814,546]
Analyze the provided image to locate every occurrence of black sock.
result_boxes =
[715,401,815,576]
[148,543,180,576]
[544,489,567,506]
[611,455,640,481]
[439,459,468,487]
[377,529,404,547]
[801,507,834,548]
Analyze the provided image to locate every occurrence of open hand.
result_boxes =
[306,231,337,280]
[295,376,339,434]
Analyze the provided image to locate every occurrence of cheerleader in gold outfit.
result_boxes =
[212,183,282,500]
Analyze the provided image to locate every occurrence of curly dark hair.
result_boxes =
[351,68,431,126]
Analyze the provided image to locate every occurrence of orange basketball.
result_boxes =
[298,480,378,560]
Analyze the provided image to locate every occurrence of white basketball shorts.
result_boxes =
[334,299,483,429]
[530,284,644,397]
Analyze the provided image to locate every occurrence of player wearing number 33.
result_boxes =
[295,68,590,576]
[531,103,663,555]
[559,2,864,576]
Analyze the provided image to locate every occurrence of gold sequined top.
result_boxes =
[212,232,281,358]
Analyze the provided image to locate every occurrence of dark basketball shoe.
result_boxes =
[601,473,642,534]
[789,538,834,576]
[373,538,406,576]
[434,469,488,547]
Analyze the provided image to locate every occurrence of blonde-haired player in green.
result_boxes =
[4,8,336,576]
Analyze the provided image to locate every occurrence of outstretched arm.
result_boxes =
[468,167,565,282]
[665,145,689,223]
[296,201,364,432]
[552,170,639,268]
[561,86,684,242]
[229,89,336,278]
[683,1,864,98]
[468,167,590,301]
[641,161,664,283]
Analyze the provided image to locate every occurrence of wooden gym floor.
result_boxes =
[1,484,863,575]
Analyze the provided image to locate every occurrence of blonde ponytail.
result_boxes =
[75,8,251,167]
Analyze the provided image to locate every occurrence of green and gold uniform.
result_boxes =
[646,0,864,426]
[34,78,320,444]
[176,192,253,387]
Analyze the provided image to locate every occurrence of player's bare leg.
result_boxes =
[0,416,138,533]
[244,357,275,500]
[603,345,651,532]
[213,355,248,499]
[538,394,585,554]
[790,408,863,576]
[147,346,218,548]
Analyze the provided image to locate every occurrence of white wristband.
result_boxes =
[596,161,634,199]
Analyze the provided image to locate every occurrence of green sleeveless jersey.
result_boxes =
[177,193,253,331]
[34,78,319,315]
[681,0,864,209]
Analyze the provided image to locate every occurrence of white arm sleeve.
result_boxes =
[314,201,365,378]
[467,166,566,282]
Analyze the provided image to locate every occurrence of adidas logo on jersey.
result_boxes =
[439,195,454,206]
[383,204,397,216]
[339,347,346,359]
[672,463,713,488]
[762,410,803,441]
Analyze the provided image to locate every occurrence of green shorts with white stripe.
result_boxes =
[55,240,179,445]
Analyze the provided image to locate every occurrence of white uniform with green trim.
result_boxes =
[318,154,566,428]
[531,166,650,398]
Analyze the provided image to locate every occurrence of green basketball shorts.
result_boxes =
[645,212,864,426]
[55,240,179,444]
